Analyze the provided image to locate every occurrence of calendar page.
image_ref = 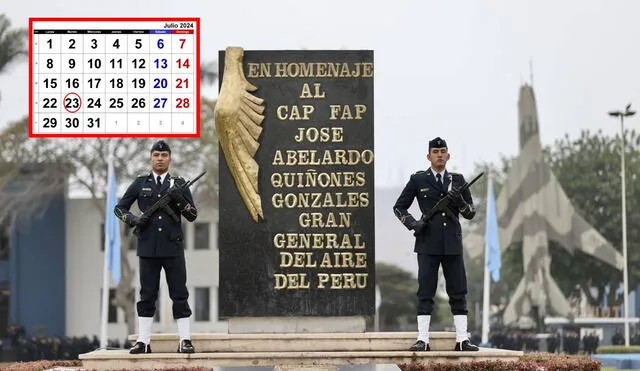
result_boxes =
[28,17,200,137]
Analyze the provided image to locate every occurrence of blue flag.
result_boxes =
[485,176,501,282]
[105,162,121,284]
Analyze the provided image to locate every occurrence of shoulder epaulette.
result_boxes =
[414,170,426,174]
[137,174,148,178]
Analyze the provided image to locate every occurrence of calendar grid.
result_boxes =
[28,17,200,138]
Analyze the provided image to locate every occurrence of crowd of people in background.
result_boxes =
[0,324,131,362]
[470,327,640,354]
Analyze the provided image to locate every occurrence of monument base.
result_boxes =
[79,332,524,370]
[227,316,366,333]
[126,331,460,352]
[80,346,524,371]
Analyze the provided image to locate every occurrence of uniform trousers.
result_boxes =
[417,253,468,315]
[137,254,192,319]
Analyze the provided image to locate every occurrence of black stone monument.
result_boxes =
[216,49,375,319]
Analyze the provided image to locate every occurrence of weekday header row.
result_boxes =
[33,30,194,34]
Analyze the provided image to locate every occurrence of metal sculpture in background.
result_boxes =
[496,84,624,326]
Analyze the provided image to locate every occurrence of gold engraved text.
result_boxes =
[279,252,367,268]
[277,105,314,120]
[299,212,351,228]
[329,104,367,120]
[272,149,374,166]
[300,83,326,99]
[273,233,366,249]
[247,63,272,78]
[244,62,374,78]
[317,273,368,289]
[274,273,311,289]
[294,127,343,143]
[272,192,369,208]
[271,170,366,188]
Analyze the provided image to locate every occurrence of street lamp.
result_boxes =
[608,103,636,347]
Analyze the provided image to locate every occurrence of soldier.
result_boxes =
[393,137,479,352]
[114,140,198,354]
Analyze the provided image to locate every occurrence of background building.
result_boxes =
[0,184,227,341]
[0,182,426,340]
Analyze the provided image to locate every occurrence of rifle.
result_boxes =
[132,170,207,235]
[419,171,484,223]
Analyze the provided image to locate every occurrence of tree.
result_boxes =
[543,129,640,307]
[375,262,462,330]
[0,14,26,107]
[200,61,218,87]
[0,122,70,227]
[0,14,26,75]
[375,262,418,330]
[0,14,36,223]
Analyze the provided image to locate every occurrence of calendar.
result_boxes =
[28,17,201,137]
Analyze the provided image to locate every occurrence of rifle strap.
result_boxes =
[163,204,181,222]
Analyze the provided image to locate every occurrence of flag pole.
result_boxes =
[99,139,114,349]
[481,172,492,345]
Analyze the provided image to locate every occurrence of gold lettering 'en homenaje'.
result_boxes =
[247,62,374,78]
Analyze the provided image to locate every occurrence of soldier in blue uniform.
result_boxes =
[393,137,479,352]
[114,140,198,354]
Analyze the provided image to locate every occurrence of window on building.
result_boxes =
[99,288,118,323]
[194,222,210,250]
[100,223,137,251]
[194,287,210,321]
[0,218,10,261]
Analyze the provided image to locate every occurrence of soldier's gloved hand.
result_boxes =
[411,219,427,237]
[169,187,189,205]
[449,188,466,209]
[129,214,150,228]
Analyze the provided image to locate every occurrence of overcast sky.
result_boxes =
[2,0,639,187]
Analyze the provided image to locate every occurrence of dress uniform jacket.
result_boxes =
[393,168,474,255]
[115,172,198,257]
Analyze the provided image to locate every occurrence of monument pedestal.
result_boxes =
[80,331,523,370]
[228,316,366,333]
[79,331,524,370]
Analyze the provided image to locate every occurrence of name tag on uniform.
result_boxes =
[420,188,429,192]
[142,187,152,191]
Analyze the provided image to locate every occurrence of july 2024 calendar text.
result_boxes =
[28,18,201,137]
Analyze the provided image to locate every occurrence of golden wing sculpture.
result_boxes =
[214,47,265,222]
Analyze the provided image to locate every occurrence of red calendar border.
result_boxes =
[28,17,201,138]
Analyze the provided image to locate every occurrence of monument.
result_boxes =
[215,47,376,332]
